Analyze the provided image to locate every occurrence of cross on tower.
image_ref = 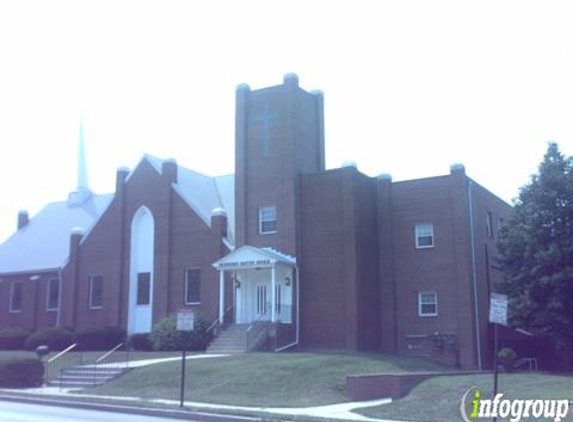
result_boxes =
[252,103,278,157]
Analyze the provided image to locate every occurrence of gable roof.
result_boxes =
[141,155,235,244]
[0,193,113,274]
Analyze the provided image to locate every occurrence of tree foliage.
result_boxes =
[497,142,573,358]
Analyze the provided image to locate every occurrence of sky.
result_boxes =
[1,1,572,243]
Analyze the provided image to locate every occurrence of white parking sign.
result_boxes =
[489,293,508,325]
[177,310,195,331]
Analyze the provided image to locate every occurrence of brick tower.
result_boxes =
[234,74,325,256]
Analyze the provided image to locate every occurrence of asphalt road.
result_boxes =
[0,400,199,422]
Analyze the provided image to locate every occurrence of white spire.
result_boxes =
[77,117,89,191]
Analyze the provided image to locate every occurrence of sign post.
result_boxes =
[489,293,508,422]
[177,309,194,408]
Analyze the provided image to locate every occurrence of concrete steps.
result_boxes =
[46,365,130,388]
[207,324,249,354]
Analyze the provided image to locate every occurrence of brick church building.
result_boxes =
[0,74,511,369]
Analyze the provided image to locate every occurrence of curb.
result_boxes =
[0,394,264,422]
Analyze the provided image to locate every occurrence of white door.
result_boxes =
[255,283,269,320]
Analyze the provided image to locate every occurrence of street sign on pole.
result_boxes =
[177,309,195,331]
[489,293,508,326]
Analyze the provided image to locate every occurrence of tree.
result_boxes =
[497,142,573,365]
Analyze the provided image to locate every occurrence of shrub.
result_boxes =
[0,327,32,350]
[0,358,44,388]
[73,325,126,351]
[149,312,213,351]
[127,333,153,351]
[498,347,517,372]
[24,328,73,352]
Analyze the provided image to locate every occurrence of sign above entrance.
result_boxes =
[177,309,195,331]
[218,259,272,269]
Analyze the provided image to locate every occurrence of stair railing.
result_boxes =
[514,357,538,371]
[246,304,271,351]
[44,343,78,387]
[206,305,233,336]
[93,342,129,386]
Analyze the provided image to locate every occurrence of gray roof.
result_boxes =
[0,154,235,276]
[0,193,113,274]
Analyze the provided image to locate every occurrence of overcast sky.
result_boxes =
[1,1,572,243]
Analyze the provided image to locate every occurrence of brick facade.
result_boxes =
[0,75,511,369]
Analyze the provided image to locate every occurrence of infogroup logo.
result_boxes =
[460,387,571,422]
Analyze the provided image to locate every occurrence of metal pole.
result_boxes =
[493,323,499,422]
[179,338,187,407]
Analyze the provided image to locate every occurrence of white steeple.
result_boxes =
[77,117,89,192]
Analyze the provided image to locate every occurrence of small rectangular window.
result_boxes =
[185,268,201,305]
[486,211,493,238]
[137,272,151,305]
[259,206,277,234]
[418,292,438,317]
[415,224,434,248]
[498,217,504,237]
[9,282,23,313]
[89,276,104,309]
[46,278,60,311]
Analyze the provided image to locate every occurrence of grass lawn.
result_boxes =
[86,352,449,407]
[356,372,573,422]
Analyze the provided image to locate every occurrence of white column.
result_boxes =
[219,270,225,323]
[271,263,276,323]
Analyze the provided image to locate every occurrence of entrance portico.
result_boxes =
[212,245,297,325]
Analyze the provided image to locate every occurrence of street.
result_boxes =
[0,400,198,422]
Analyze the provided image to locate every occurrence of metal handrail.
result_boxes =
[47,343,77,364]
[95,342,124,364]
[206,305,233,333]
[245,303,271,333]
[514,357,538,371]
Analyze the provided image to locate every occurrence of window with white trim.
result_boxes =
[46,278,60,311]
[89,275,103,309]
[415,224,434,248]
[486,211,493,238]
[137,272,151,305]
[9,282,22,313]
[418,292,438,317]
[259,206,277,234]
[185,268,201,305]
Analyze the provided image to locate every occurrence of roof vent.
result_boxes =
[342,160,357,169]
[284,73,299,86]
[377,173,392,182]
[450,163,466,174]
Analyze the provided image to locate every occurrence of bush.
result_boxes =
[24,328,73,352]
[149,312,213,351]
[0,358,44,388]
[498,347,517,372]
[127,333,153,351]
[73,326,126,351]
[0,327,32,350]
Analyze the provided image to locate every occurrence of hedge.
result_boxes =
[0,358,44,388]
[149,312,213,351]
[127,333,153,351]
[0,327,32,350]
[73,325,126,351]
[24,328,73,352]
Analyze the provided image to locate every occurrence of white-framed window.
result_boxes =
[88,275,104,309]
[259,206,277,234]
[137,272,151,305]
[184,268,201,305]
[46,278,60,311]
[415,224,434,248]
[418,292,438,317]
[9,282,23,313]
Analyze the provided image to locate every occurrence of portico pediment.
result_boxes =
[212,245,296,270]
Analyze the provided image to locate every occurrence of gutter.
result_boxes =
[468,180,482,370]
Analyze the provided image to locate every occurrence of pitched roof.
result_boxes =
[0,193,113,274]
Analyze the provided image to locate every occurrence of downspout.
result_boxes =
[56,267,64,328]
[274,265,300,352]
[468,180,482,370]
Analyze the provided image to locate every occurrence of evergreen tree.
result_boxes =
[498,142,573,363]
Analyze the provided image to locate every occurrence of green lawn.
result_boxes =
[356,372,573,422]
[87,352,449,407]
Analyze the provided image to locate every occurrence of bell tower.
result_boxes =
[235,74,325,255]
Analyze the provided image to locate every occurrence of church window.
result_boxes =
[9,282,22,313]
[259,206,277,234]
[46,278,60,311]
[486,211,493,238]
[137,272,151,305]
[185,268,201,305]
[418,292,438,317]
[89,276,104,309]
[415,224,434,248]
